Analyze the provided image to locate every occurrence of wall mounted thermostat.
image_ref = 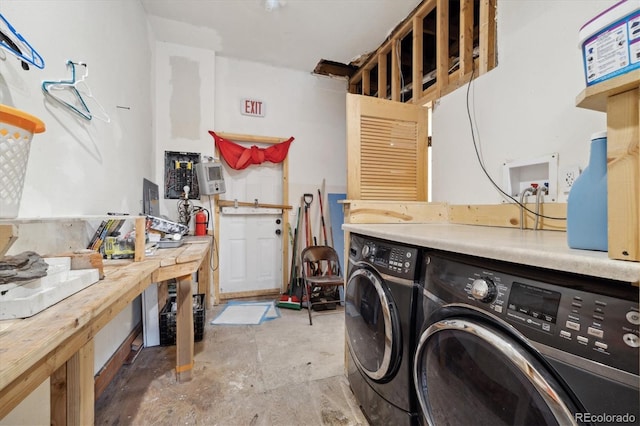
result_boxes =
[195,161,226,195]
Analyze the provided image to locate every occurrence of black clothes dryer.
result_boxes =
[414,250,639,426]
[345,233,422,425]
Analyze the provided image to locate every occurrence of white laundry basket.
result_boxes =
[0,104,45,218]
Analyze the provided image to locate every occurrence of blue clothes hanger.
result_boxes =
[42,61,92,120]
[0,13,45,70]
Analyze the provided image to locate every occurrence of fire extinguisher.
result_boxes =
[195,208,209,236]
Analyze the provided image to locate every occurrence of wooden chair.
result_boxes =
[300,245,344,325]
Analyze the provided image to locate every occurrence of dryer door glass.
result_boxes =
[414,318,579,426]
[345,267,400,382]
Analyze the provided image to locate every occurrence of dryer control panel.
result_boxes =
[351,234,419,281]
[424,251,640,376]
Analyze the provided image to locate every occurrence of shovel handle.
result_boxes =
[303,193,314,207]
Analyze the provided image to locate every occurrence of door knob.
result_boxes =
[275,229,281,235]
[276,218,281,224]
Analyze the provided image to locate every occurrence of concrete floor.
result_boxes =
[95,302,368,426]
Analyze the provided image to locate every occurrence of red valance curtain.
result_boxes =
[208,131,294,170]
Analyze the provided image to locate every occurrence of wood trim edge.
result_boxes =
[341,200,568,231]
[93,322,143,400]
[0,224,18,258]
[219,288,281,301]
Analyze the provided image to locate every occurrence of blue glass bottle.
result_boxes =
[567,132,608,251]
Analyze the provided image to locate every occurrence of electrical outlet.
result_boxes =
[560,166,581,193]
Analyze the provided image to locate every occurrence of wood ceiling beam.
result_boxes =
[351,0,436,84]
[436,0,450,92]
[479,0,497,73]
[460,0,474,76]
[391,39,401,101]
[313,59,357,78]
[362,70,370,96]
[412,15,424,103]
[378,52,388,99]
[349,0,495,104]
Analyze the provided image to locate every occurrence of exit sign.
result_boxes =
[241,98,265,117]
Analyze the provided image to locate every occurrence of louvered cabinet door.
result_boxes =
[346,94,429,200]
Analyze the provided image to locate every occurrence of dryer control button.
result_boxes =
[595,341,608,350]
[626,311,640,325]
[470,278,496,303]
[587,327,604,339]
[565,321,580,331]
[623,333,639,348]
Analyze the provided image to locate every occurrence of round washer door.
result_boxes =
[414,317,581,426]
[345,266,401,382]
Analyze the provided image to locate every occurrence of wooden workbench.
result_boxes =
[150,237,213,383]
[0,236,212,425]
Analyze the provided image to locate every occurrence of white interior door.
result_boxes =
[219,156,283,296]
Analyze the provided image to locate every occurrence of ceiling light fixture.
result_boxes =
[264,0,284,12]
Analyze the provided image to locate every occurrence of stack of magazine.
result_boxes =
[87,219,126,252]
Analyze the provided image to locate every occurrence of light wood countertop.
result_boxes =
[343,223,640,284]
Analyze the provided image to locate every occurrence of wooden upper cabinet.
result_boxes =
[349,0,497,106]
[347,94,428,201]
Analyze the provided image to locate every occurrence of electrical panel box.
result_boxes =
[164,151,200,199]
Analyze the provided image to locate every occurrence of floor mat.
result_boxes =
[210,300,280,325]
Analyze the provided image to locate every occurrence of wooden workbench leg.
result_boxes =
[67,339,95,425]
[198,244,212,307]
[51,364,67,426]
[607,88,639,261]
[134,216,146,262]
[176,274,194,382]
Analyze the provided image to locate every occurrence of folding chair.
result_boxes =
[300,245,344,325]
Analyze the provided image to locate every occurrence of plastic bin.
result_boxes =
[159,293,205,346]
[578,0,640,86]
[567,132,608,251]
[0,104,45,218]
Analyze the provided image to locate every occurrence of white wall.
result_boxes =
[214,56,347,233]
[153,41,216,224]
[432,0,611,205]
[0,1,153,217]
[0,1,152,424]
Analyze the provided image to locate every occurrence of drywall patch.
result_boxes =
[169,56,201,140]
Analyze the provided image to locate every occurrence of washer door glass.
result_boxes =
[414,318,579,426]
[345,267,400,382]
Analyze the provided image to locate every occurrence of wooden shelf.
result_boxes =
[576,72,639,262]
[0,215,147,262]
[576,70,640,112]
[0,214,139,223]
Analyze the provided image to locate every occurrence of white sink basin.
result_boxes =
[0,257,100,319]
